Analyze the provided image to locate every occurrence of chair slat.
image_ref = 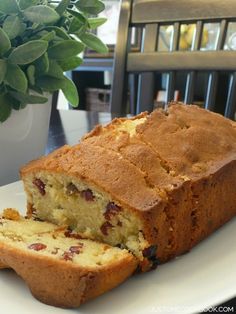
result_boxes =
[166,72,176,104]
[205,72,219,110]
[137,23,159,113]
[184,21,203,104]
[171,22,180,50]
[111,0,236,119]
[224,72,236,119]
[205,20,228,111]
[132,0,236,24]
[127,50,236,72]
[110,0,132,114]
[166,23,180,104]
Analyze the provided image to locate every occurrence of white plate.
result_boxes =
[0,181,235,314]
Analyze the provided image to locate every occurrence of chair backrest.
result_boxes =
[110,0,236,119]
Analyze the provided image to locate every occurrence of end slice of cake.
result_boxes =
[0,209,137,308]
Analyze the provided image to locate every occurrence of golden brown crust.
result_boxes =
[21,143,162,213]
[135,105,236,261]
[142,160,236,262]
[0,242,136,308]
[82,120,181,191]
[82,111,148,141]
[136,103,236,177]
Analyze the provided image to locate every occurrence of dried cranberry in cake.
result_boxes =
[69,244,83,254]
[64,229,73,238]
[80,189,94,201]
[104,202,122,220]
[33,178,46,196]
[100,221,113,236]
[62,251,73,261]
[140,251,160,272]
[66,183,79,195]
[28,243,47,251]
[142,245,158,259]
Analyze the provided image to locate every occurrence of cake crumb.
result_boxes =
[2,208,21,221]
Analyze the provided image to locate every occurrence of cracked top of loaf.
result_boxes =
[21,103,236,212]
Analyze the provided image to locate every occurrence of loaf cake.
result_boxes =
[0,209,137,308]
[20,103,236,271]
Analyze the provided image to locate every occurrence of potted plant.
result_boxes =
[0,0,108,185]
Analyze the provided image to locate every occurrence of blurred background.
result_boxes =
[61,0,236,115]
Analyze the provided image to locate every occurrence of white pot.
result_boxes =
[0,96,52,186]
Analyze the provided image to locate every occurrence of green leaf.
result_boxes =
[0,28,11,56]
[41,30,56,42]
[75,0,105,15]
[3,16,25,40]
[18,0,40,10]
[10,91,48,104]
[23,5,60,24]
[36,75,79,106]
[67,9,88,35]
[34,53,49,76]
[56,15,68,27]
[5,63,28,92]
[67,8,87,24]
[29,85,43,95]
[8,40,48,65]
[9,96,22,110]
[0,95,12,123]
[0,0,19,14]
[55,0,70,16]
[36,76,64,92]
[69,17,85,34]
[47,60,64,78]
[44,26,71,39]
[48,40,84,60]
[58,56,83,71]
[61,76,79,107]
[27,65,35,85]
[73,25,87,37]
[0,59,7,84]
[80,32,108,53]
[88,17,107,29]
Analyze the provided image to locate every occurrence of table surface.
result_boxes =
[46,108,236,312]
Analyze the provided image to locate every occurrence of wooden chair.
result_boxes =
[110,0,236,119]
